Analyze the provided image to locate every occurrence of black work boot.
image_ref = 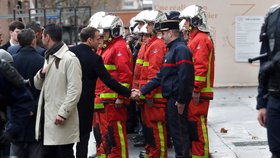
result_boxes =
[133,138,145,147]
[139,150,146,158]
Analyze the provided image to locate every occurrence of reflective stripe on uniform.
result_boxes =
[117,121,127,158]
[136,59,144,64]
[199,50,214,93]
[105,64,117,70]
[201,87,213,93]
[94,103,104,109]
[98,154,106,158]
[100,93,118,99]
[158,122,165,158]
[120,83,130,88]
[192,115,209,158]
[153,93,163,98]
[139,93,163,99]
[140,95,145,99]
[143,61,149,67]
[195,76,206,82]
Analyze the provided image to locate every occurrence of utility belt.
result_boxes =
[136,99,166,104]
[199,95,213,100]
[95,99,129,110]
[101,100,129,109]
[101,100,116,104]
[136,99,166,108]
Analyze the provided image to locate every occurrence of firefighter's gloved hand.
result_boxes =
[0,131,12,146]
[145,98,153,107]
[115,99,124,108]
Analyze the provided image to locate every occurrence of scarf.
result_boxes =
[45,42,64,60]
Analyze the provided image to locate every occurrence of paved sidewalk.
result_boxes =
[87,87,271,158]
[208,87,271,158]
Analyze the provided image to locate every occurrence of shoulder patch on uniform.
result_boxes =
[152,49,158,54]
[117,51,122,56]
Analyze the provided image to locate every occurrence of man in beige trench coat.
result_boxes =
[34,24,82,158]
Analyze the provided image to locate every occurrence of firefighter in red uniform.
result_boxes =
[179,5,215,158]
[88,12,108,158]
[136,10,168,158]
[93,41,108,158]
[130,11,151,148]
[132,23,151,95]
[133,19,195,158]
[131,19,151,156]
[93,76,108,158]
[98,15,133,158]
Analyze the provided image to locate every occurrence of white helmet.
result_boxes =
[143,10,167,31]
[267,4,280,14]
[133,25,140,34]
[179,5,210,33]
[129,16,138,34]
[138,23,149,34]
[134,10,150,23]
[88,11,107,28]
[98,15,125,38]
[143,10,167,23]
[179,19,186,32]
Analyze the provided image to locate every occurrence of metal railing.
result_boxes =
[11,6,91,45]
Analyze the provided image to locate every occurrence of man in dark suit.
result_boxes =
[11,28,44,158]
[69,27,133,158]
[8,21,45,56]
[0,21,24,51]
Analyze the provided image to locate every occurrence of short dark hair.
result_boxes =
[171,29,180,37]
[8,21,25,31]
[79,27,99,42]
[17,28,35,46]
[26,21,42,33]
[43,24,62,42]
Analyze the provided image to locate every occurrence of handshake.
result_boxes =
[130,89,142,100]
[130,89,186,115]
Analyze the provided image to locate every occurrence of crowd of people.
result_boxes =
[11,3,280,158]
[2,4,215,158]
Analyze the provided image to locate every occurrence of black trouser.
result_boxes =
[75,131,90,158]
[126,100,138,133]
[267,96,280,157]
[166,98,191,158]
[10,141,43,158]
[43,143,74,158]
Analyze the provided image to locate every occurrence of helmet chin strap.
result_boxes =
[102,36,113,50]
[187,25,193,32]
[108,36,113,42]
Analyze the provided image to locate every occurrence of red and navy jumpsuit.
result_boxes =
[187,29,215,158]
[138,36,168,158]
[100,37,133,158]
